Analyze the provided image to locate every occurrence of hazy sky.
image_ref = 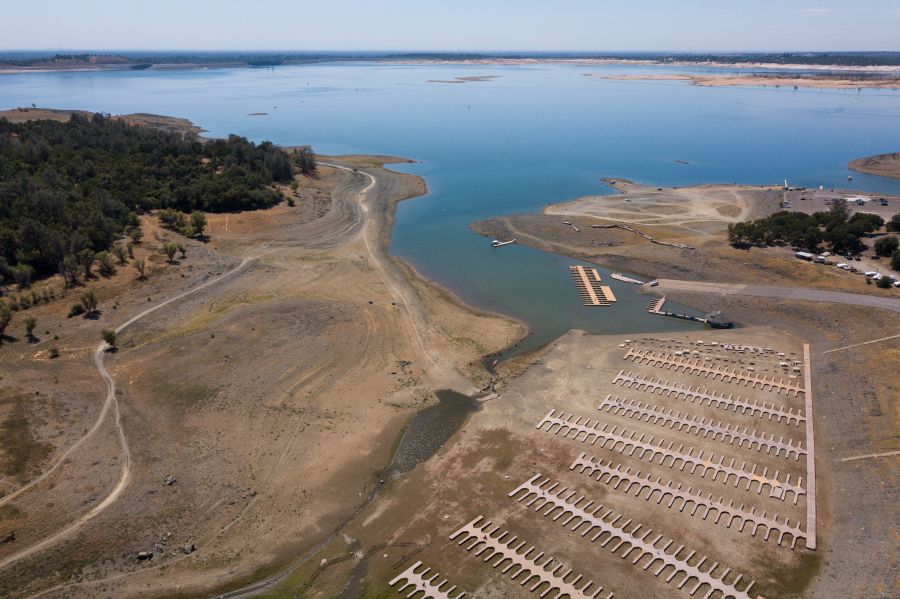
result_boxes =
[4,0,899,52]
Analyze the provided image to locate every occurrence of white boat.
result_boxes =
[491,238,517,248]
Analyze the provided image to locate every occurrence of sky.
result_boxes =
[3,0,900,52]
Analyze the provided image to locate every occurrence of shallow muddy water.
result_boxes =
[382,389,479,479]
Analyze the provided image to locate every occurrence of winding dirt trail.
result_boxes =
[14,160,473,598]
[208,163,470,599]
[322,162,438,371]
[0,253,265,572]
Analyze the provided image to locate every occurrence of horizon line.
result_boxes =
[3,49,899,54]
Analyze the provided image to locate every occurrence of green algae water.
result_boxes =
[3,62,900,353]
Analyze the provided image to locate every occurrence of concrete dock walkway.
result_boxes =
[652,280,900,313]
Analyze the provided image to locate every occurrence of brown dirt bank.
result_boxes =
[0,151,523,598]
[849,153,900,180]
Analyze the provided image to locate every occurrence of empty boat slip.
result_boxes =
[569,265,617,306]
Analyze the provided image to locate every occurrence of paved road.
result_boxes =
[654,279,900,313]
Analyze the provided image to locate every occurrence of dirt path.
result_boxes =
[205,163,473,599]
[823,333,900,354]
[323,162,440,373]
[0,254,263,572]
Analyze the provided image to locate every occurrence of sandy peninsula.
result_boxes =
[849,152,900,179]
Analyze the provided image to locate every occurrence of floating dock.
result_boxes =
[646,297,731,328]
[611,272,645,285]
[569,265,617,306]
[647,297,667,314]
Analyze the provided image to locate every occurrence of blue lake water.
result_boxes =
[3,62,900,353]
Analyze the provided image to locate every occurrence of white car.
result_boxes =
[864,271,878,277]
[836,263,849,270]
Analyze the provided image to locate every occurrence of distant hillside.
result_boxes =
[3,51,900,69]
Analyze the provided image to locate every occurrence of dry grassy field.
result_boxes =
[0,159,522,598]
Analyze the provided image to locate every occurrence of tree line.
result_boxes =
[727,200,897,256]
[0,113,300,281]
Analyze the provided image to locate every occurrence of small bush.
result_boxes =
[101,329,117,348]
[874,235,898,257]
[68,303,85,318]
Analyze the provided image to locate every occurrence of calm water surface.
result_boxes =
[3,63,900,352]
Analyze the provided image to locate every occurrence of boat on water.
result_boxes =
[491,238,517,248]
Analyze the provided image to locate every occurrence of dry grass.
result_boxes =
[0,392,51,483]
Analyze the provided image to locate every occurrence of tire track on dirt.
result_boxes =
[0,252,268,572]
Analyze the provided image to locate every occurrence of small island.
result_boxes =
[849,152,900,179]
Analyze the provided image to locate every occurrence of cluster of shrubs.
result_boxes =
[158,208,208,239]
[2,285,59,312]
[728,200,897,257]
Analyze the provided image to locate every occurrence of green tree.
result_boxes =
[848,212,884,235]
[874,236,899,257]
[126,240,135,258]
[12,264,35,289]
[129,228,144,244]
[887,214,900,233]
[727,223,747,247]
[112,243,129,265]
[24,315,36,339]
[134,258,147,279]
[163,242,178,263]
[295,146,317,175]
[828,198,850,222]
[177,244,187,259]
[876,276,893,288]
[80,289,98,316]
[78,248,96,279]
[159,208,186,231]
[96,251,116,276]
[0,304,12,343]
[60,255,80,288]
[892,249,900,271]
[191,211,208,239]
[101,329,117,349]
